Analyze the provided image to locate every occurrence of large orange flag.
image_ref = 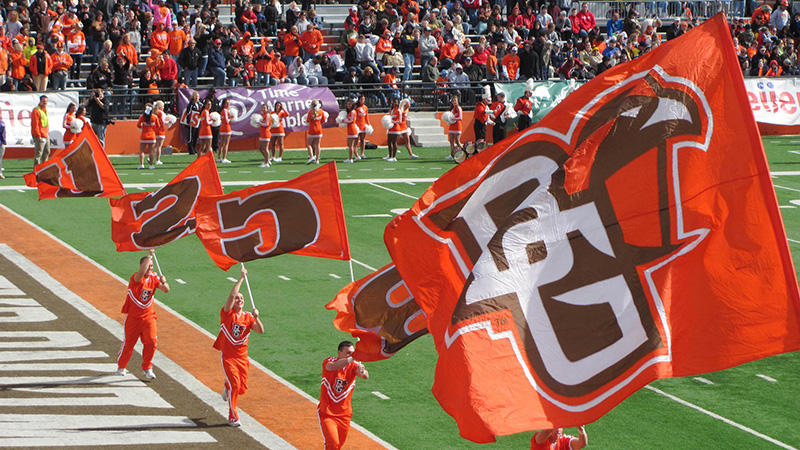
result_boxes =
[384,14,800,442]
[24,126,125,199]
[195,162,350,271]
[326,263,428,362]
[109,152,224,251]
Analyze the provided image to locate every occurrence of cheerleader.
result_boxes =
[62,102,76,148]
[153,100,166,166]
[269,101,290,162]
[356,94,371,159]
[137,104,162,169]
[398,98,417,159]
[448,95,463,156]
[219,99,233,164]
[197,99,214,157]
[385,98,403,162]
[343,98,358,163]
[258,103,272,168]
[306,99,326,165]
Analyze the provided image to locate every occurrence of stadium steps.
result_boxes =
[409,112,449,147]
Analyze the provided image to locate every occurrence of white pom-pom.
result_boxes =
[250,113,263,128]
[336,110,347,127]
[322,110,330,122]
[210,112,222,127]
[164,114,178,128]
[69,119,84,134]
[442,111,456,124]
[504,101,518,119]
[229,108,239,121]
[270,114,280,127]
[381,114,393,129]
[364,124,374,135]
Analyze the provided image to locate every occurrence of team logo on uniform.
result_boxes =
[232,323,244,339]
[333,377,348,394]
[141,289,152,303]
[423,67,711,402]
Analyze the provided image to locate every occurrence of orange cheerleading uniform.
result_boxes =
[212,307,256,423]
[199,109,213,139]
[530,432,575,450]
[271,110,290,136]
[356,104,370,133]
[515,97,533,116]
[307,109,325,138]
[388,107,408,135]
[259,113,272,141]
[220,107,232,136]
[137,114,162,144]
[448,106,463,134]
[318,357,360,450]
[344,110,358,138]
[155,111,167,139]
[117,272,161,372]
[62,112,75,146]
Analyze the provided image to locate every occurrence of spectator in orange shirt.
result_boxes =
[235,32,256,59]
[283,25,302,65]
[50,43,73,90]
[146,49,162,76]
[439,36,460,69]
[270,52,289,85]
[501,45,521,80]
[66,28,85,80]
[300,23,323,62]
[0,44,9,88]
[117,33,139,67]
[150,22,169,54]
[10,41,27,90]
[168,24,188,78]
[29,44,52,91]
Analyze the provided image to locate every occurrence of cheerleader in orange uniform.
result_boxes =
[269,102,290,162]
[258,103,272,168]
[137,104,162,169]
[219,99,233,164]
[153,100,167,166]
[398,98,417,159]
[355,94,371,159]
[448,95,463,156]
[62,102,77,148]
[197,99,213,157]
[385,98,404,162]
[306,99,326,165]
[343,98,359,163]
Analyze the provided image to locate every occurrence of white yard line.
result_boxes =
[646,386,798,450]
[277,275,291,281]
[694,377,714,385]
[368,183,418,200]
[328,274,341,279]
[372,391,390,400]
[351,259,378,272]
[226,277,238,282]
[756,374,778,382]
[174,279,187,285]
[0,178,440,191]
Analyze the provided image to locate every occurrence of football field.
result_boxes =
[0,139,798,449]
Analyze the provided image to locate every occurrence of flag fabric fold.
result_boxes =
[326,263,428,362]
[109,152,224,251]
[24,126,125,199]
[195,162,350,270]
[383,14,800,442]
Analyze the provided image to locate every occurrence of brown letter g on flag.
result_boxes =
[216,188,321,262]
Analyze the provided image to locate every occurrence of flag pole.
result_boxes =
[348,259,354,283]
[242,262,256,310]
[152,250,165,279]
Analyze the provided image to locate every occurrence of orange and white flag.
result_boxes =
[109,152,224,251]
[195,162,350,270]
[384,14,800,442]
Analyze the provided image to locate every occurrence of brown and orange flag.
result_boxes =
[326,263,428,362]
[383,14,800,442]
[109,152,224,251]
[195,162,351,271]
[24,126,125,199]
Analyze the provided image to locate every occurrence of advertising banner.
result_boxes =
[0,91,79,148]
[744,77,800,126]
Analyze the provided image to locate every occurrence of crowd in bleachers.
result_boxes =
[733,1,800,76]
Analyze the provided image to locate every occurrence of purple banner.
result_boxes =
[177,84,340,139]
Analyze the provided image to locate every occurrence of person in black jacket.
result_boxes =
[208,39,227,86]
[86,89,111,147]
[399,24,419,82]
[111,54,134,116]
[182,90,201,155]
[204,88,221,154]
[87,59,114,91]
[265,0,279,36]
[179,38,202,87]
[518,40,539,80]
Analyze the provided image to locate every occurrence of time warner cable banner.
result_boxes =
[0,91,79,148]
[744,77,800,125]
[177,84,339,140]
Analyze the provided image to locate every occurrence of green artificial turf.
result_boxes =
[1,141,799,449]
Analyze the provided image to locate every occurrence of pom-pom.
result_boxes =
[229,108,239,121]
[270,114,280,127]
[69,119,84,134]
[250,113,263,128]
[381,114,393,129]
[164,114,178,128]
[504,102,517,119]
[336,110,347,127]
[442,111,456,124]
[210,112,222,127]
[322,110,330,122]
[364,124,374,135]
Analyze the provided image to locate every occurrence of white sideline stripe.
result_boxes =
[694,377,714,385]
[175,279,187,285]
[756,374,778,383]
[780,206,796,209]
[352,214,392,218]
[372,391,390,400]
[0,204,395,450]
[0,363,118,372]
[278,275,291,281]
[788,239,800,244]
[775,185,800,193]
[0,178,440,191]
[771,172,800,176]
[646,386,798,450]
[329,274,341,279]
[789,151,800,156]
[351,258,378,272]
[227,277,238,282]
[0,211,295,450]
[368,183,418,200]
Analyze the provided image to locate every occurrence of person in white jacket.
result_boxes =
[419,27,437,75]
[303,55,327,85]
[287,56,309,84]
